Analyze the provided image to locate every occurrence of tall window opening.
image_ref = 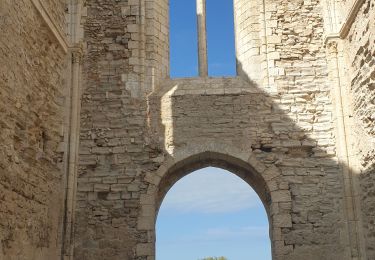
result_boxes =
[170,0,198,78]
[170,0,236,78]
[156,167,271,260]
[206,0,236,76]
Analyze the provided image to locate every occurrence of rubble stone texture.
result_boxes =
[0,0,67,259]
[0,0,374,260]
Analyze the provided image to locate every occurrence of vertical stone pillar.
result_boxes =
[60,2,85,258]
[196,0,208,77]
[62,46,83,260]
[326,39,366,259]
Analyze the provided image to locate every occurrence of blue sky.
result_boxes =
[156,168,271,260]
[169,0,236,78]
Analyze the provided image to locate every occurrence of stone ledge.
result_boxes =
[150,76,265,97]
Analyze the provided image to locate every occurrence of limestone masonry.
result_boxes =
[0,0,374,259]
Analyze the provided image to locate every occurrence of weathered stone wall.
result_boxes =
[42,0,66,33]
[73,0,358,259]
[267,0,327,94]
[0,0,372,259]
[146,0,169,84]
[74,0,162,259]
[345,0,375,257]
[0,0,67,259]
[146,75,348,260]
[234,0,264,85]
[257,0,354,256]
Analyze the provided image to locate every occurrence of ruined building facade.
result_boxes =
[0,0,374,259]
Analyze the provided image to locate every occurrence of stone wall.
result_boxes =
[146,74,349,259]
[42,0,66,33]
[268,0,327,94]
[74,0,162,259]
[345,0,375,257]
[234,0,264,85]
[73,0,358,259]
[0,0,372,259]
[258,0,354,256]
[146,0,169,85]
[0,0,67,259]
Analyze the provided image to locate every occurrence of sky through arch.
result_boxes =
[156,167,271,260]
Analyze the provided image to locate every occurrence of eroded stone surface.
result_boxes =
[0,0,374,259]
[0,0,66,259]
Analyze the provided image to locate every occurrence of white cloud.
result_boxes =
[158,226,270,245]
[160,167,264,214]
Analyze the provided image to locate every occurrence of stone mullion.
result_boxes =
[62,46,83,260]
[196,0,208,77]
[61,1,85,259]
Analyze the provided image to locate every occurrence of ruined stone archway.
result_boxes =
[155,152,272,215]
[138,145,292,260]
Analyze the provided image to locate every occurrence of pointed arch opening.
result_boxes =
[139,151,281,260]
[156,152,272,214]
[156,166,271,259]
[138,150,293,259]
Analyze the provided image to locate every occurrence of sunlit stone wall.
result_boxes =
[0,1,67,259]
